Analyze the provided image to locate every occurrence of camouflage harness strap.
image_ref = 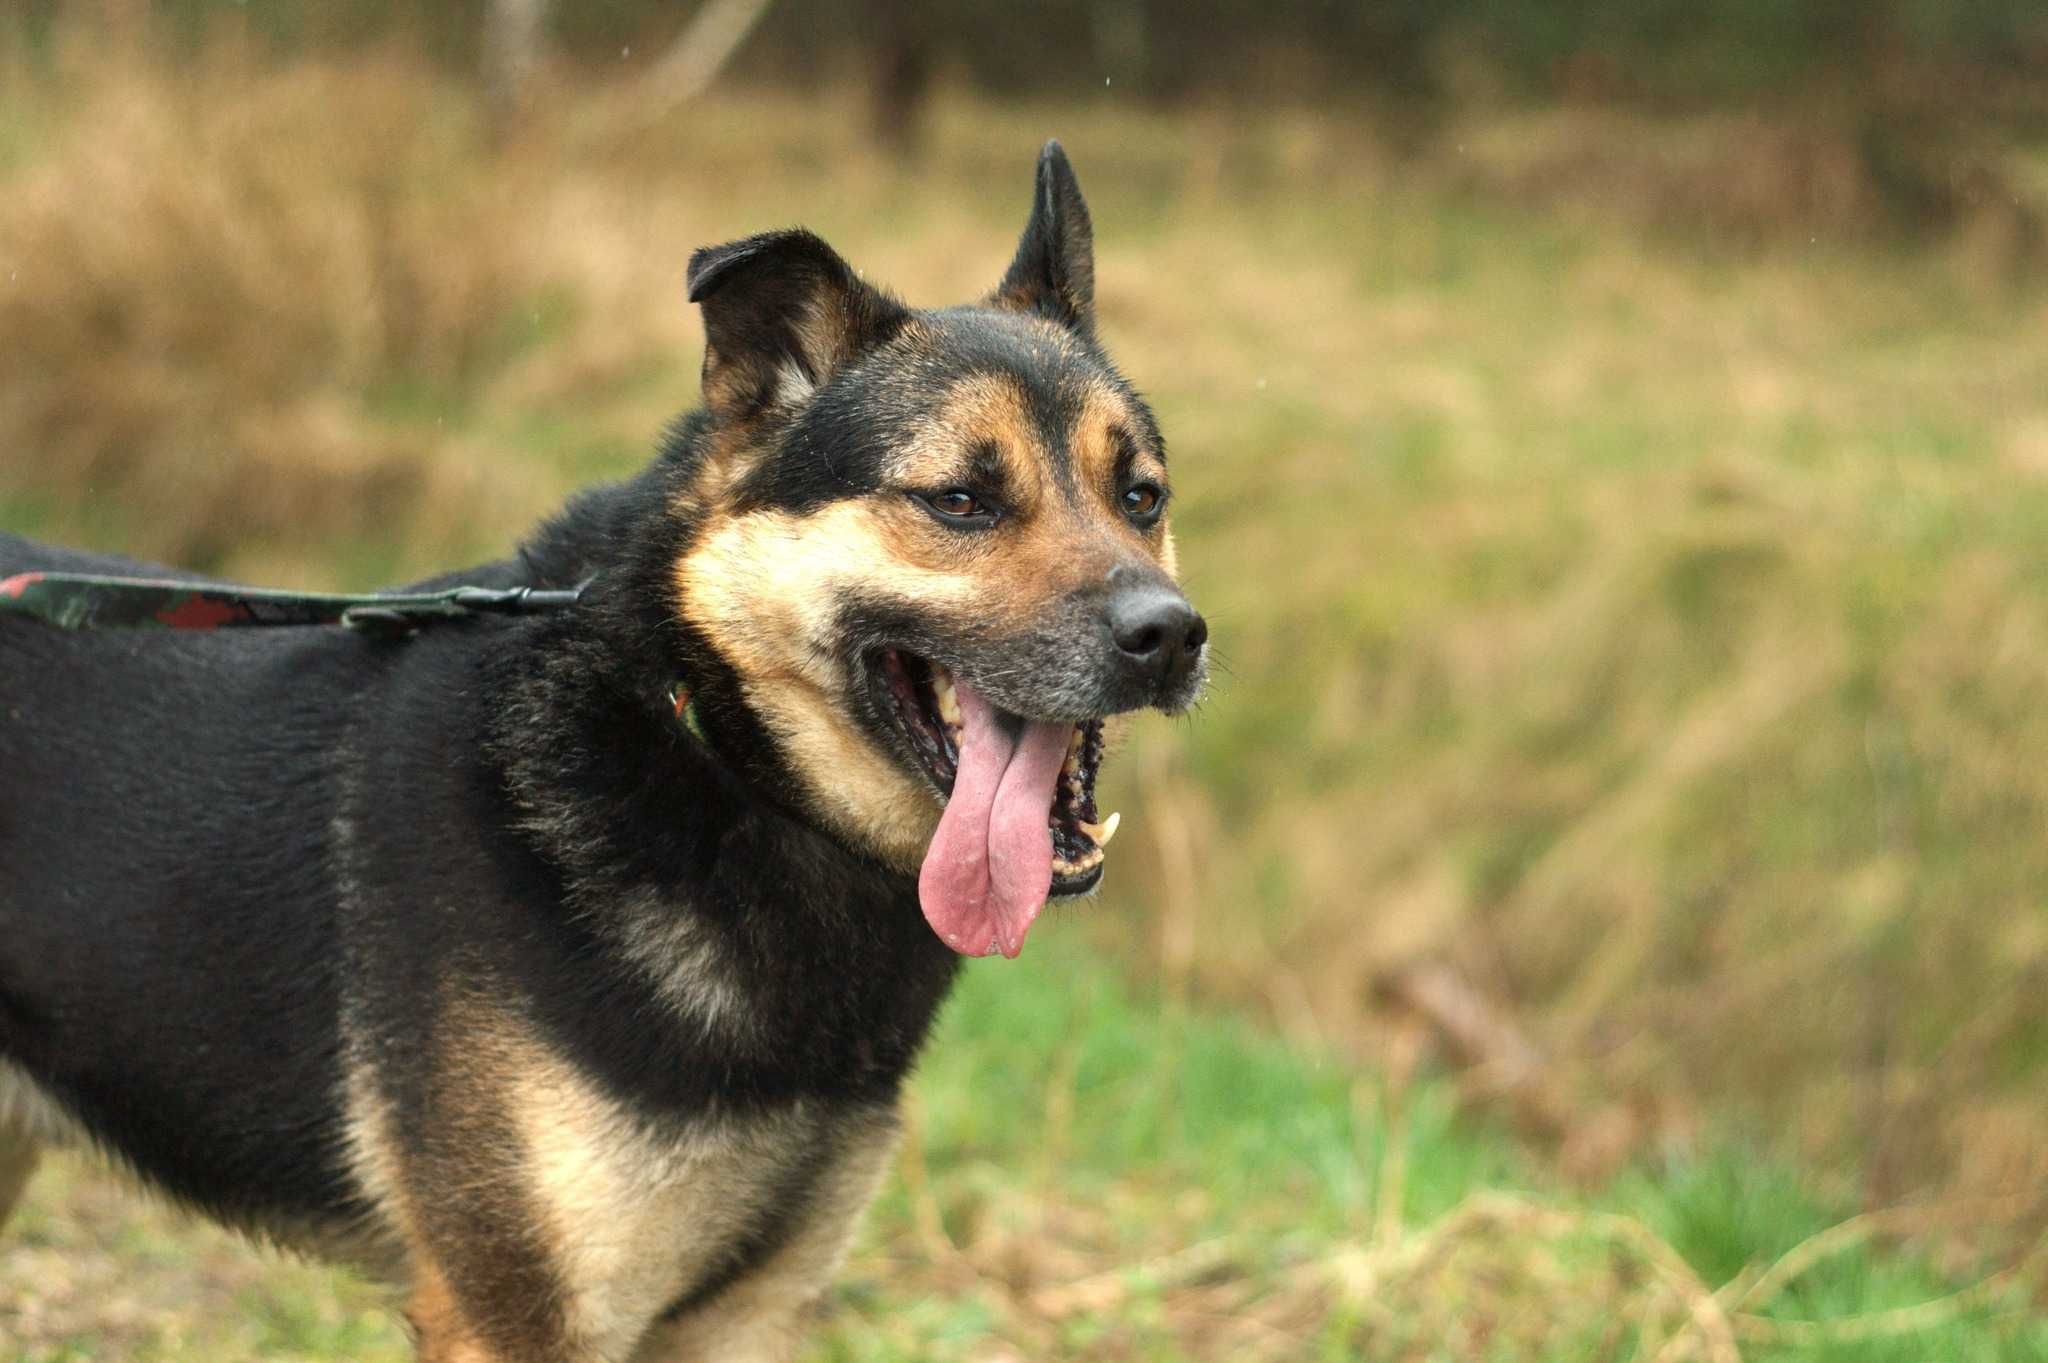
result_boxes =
[0,571,587,635]
[0,568,713,737]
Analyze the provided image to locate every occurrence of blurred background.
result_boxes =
[5,2,2048,1359]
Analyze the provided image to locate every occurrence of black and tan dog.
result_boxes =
[0,143,1205,1361]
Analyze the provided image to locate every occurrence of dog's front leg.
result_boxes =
[347,1016,615,1363]
[405,1259,528,1363]
[0,1134,36,1233]
[631,1112,904,1363]
[398,1223,608,1363]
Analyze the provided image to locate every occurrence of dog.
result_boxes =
[0,142,1205,1361]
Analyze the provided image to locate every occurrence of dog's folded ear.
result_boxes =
[687,229,908,424]
[991,140,1095,338]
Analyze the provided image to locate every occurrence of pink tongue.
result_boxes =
[917,679,1072,958]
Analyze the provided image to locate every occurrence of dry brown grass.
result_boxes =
[12,1080,2041,1362]
[0,41,550,569]
[6,23,2048,1228]
[873,1076,2043,1363]
[1447,106,2045,269]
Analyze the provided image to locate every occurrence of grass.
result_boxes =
[5,21,2048,1360]
[6,942,2045,1362]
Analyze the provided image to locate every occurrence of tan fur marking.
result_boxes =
[0,1063,64,1232]
[353,1003,592,1361]
[1071,378,1167,507]
[348,1003,577,1351]
[699,343,749,423]
[671,427,760,518]
[789,293,855,382]
[0,1135,37,1230]
[633,1116,900,1363]
[507,1032,727,1359]
[679,499,983,869]
[891,372,1172,631]
[408,1260,506,1363]
[0,1058,84,1149]
[457,1007,888,1363]
[676,360,1181,871]
[610,892,752,1037]
[888,373,1048,509]
[336,1061,414,1280]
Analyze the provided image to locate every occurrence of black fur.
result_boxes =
[0,487,957,1236]
[686,228,910,426]
[0,140,1204,1357]
[994,140,1097,337]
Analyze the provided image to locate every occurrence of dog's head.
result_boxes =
[671,143,1205,958]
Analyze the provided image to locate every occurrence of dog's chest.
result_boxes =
[500,1030,900,1358]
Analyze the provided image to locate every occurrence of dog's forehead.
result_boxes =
[879,308,1154,468]
[858,309,1075,418]
[913,305,1095,375]
[736,306,1157,514]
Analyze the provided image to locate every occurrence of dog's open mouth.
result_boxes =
[874,649,1117,958]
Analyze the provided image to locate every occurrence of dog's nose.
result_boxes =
[1107,581,1207,688]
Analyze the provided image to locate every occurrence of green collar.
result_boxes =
[667,684,708,743]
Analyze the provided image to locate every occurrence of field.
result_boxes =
[4,28,2048,1362]
[9,944,2047,1362]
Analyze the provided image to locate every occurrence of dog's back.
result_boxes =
[0,519,962,1355]
[0,532,380,1234]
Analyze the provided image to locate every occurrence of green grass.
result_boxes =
[6,943,2042,1359]
[5,38,2048,1360]
[837,946,2048,1361]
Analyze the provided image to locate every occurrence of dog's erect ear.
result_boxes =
[687,229,908,424]
[991,140,1095,337]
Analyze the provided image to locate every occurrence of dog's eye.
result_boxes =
[917,489,998,528]
[1121,483,1166,523]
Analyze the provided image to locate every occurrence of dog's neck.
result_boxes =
[474,454,962,1109]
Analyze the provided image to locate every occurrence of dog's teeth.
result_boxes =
[1051,844,1106,876]
[933,666,961,726]
[1077,810,1121,847]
